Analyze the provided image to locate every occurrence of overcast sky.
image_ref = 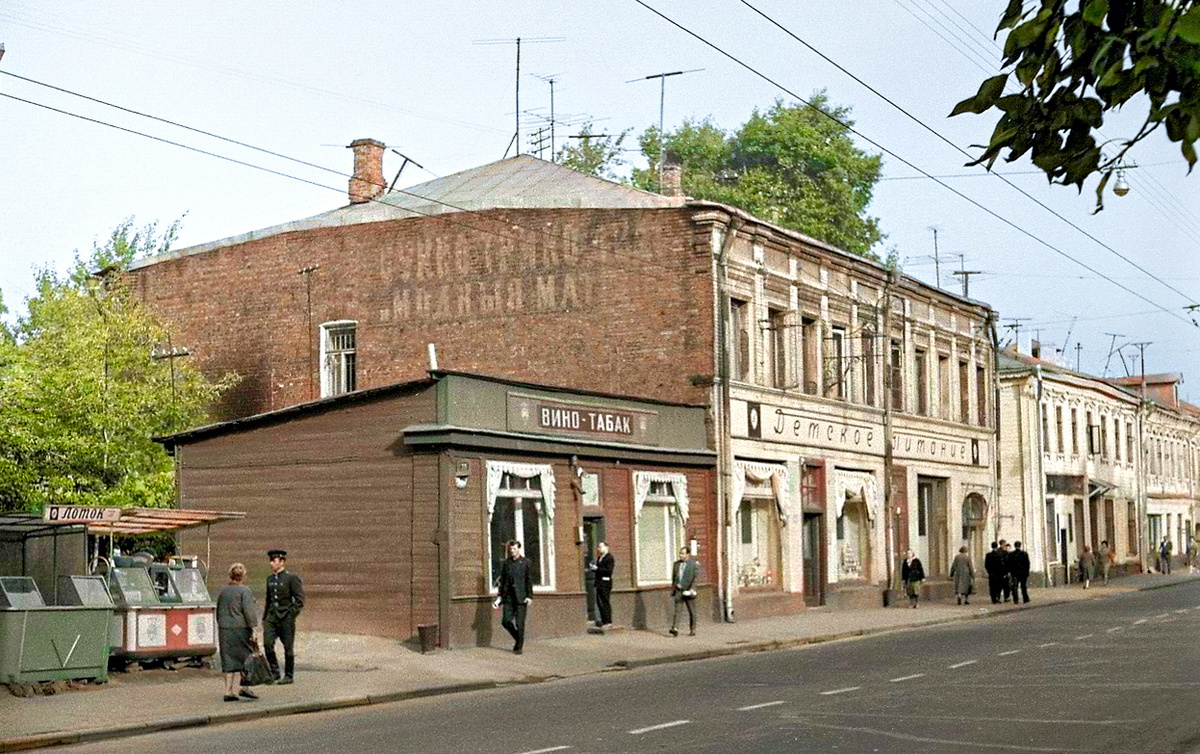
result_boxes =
[1,1,1197,397]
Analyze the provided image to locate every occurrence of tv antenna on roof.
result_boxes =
[473,37,565,158]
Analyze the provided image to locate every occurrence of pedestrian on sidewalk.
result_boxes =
[494,540,533,654]
[591,541,614,628]
[263,549,304,684]
[1100,540,1114,585]
[669,546,698,636]
[216,562,260,702]
[1078,545,1096,589]
[984,542,1003,604]
[1159,537,1173,575]
[1010,542,1031,604]
[949,546,974,605]
[902,550,925,608]
[998,540,1013,602]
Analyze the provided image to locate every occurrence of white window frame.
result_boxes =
[319,320,357,398]
[633,471,689,586]
[485,461,557,593]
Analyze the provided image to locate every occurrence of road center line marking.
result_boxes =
[948,660,977,669]
[1106,627,1122,633]
[518,747,571,754]
[1038,642,1058,648]
[1074,634,1094,640]
[889,673,925,683]
[738,700,786,711]
[819,686,862,695]
[1134,619,1148,625]
[999,650,1020,656]
[1155,613,1171,619]
[629,720,690,735]
[1175,609,1188,614]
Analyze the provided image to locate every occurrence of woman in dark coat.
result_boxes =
[902,550,925,608]
[216,563,260,702]
[949,546,975,605]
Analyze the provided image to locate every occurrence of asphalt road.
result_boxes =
[56,582,1200,754]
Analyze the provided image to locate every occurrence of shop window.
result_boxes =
[914,348,929,416]
[767,307,790,389]
[319,321,357,398]
[487,465,555,591]
[737,496,780,588]
[634,475,687,585]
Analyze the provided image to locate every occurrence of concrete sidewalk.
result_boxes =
[3,570,1197,752]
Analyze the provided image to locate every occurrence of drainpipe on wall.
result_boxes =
[989,314,1003,543]
[881,272,896,595]
[714,216,742,622]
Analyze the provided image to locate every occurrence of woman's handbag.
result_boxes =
[242,638,276,686]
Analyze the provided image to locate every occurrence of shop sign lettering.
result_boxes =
[539,405,633,435]
[42,505,122,523]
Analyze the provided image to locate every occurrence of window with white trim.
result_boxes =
[320,321,357,397]
[636,479,684,584]
[488,471,553,590]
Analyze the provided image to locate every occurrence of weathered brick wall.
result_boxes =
[130,208,715,420]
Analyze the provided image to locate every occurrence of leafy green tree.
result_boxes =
[952,0,1200,210]
[0,220,234,514]
[554,122,631,180]
[632,95,885,256]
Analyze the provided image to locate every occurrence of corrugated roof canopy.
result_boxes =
[0,514,86,539]
[86,508,245,536]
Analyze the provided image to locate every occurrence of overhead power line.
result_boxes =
[732,0,1198,310]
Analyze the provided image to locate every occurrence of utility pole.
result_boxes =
[1003,318,1031,351]
[299,265,319,400]
[151,335,191,431]
[952,269,982,298]
[473,37,564,158]
[1074,342,1083,372]
[927,226,941,288]
[1131,341,1152,574]
[628,68,704,188]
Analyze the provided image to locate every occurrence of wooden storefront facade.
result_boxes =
[168,372,716,648]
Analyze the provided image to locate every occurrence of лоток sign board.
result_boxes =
[41,505,122,523]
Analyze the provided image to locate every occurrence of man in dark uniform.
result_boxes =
[984,541,1003,604]
[494,540,533,654]
[263,549,304,684]
[591,541,614,628]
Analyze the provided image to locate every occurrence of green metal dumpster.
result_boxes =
[0,575,113,685]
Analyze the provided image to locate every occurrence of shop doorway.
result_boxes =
[962,493,988,567]
[802,513,824,606]
[917,477,949,576]
[582,516,605,624]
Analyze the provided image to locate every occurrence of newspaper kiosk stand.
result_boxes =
[106,561,218,668]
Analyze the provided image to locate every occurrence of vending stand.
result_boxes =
[0,574,113,690]
[82,508,245,670]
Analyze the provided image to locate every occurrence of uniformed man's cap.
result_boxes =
[267,549,287,559]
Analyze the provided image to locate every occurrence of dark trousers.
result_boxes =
[1012,577,1029,603]
[671,597,695,633]
[501,601,527,649]
[988,576,1004,603]
[595,583,612,626]
[263,613,296,679]
[1000,575,1012,601]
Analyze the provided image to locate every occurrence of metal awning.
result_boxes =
[83,508,245,536]
[0,514,86,540]
[1088,479,1116,499]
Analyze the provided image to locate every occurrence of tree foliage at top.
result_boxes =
[952,0,1200,210]
[631,95,885,257]
[0,220,235,514]
[553,122,631,180]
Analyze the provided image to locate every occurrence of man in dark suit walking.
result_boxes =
[669,546,699,637]
[1009,541,1031,604]
[984,541,1003,604]
[263,549,304,684]
[591,541,614,628]
[494,540,533,654]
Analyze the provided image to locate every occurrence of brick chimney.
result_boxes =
[348,138,386,204]
[661,155,683,198]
